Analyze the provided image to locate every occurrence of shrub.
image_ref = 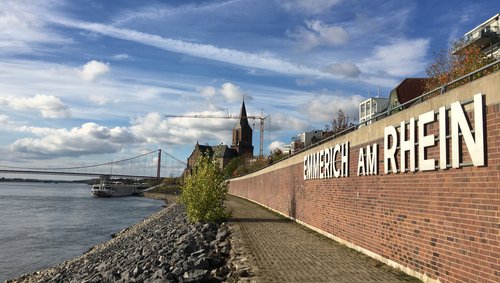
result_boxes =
[223,156,242,178]
[180,153,230,223]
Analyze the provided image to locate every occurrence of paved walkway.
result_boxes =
[226,195,421,283]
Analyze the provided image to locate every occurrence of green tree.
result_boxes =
[223,156,242,178]
[180,153,230,223]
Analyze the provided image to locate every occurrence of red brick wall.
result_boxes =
[229,102,500,283]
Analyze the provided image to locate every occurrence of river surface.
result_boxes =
[0,182,164,282]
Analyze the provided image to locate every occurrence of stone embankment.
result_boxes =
[8,198,233,283]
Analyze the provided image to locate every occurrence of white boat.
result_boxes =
[91,181,147,197]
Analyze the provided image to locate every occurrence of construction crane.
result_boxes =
[165,111,270,157]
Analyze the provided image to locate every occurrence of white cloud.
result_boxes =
[220,83,245,102]
[7,107,242,159]
[112,1,251,26]
[198,86,223,111]
[134,87,165,100]
[349,6,413,40]
[359,39,430,77]
[324,62,361,78]
[198,83,252,105]
[269,140,286,152]
[0,1,69,54]
[131,112,235,145]
[295,78,317,86]
[361,76,399,89]
[270,113,309,132]
[0,114,18,131]
[112,53,131,60]
[0,94,70,118]
[49,17,328,78]
[303,94,364,123]
[130,112,170,144]
[77,60,110,82]
[288,20,349,51]
[0,114,8,123]
[0,59,236,125]
[277,0,342,15]
[89,95,118,106]
[199,86,216,98]
[11,122,140,159]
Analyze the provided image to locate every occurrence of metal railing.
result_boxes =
[235,58,500,177]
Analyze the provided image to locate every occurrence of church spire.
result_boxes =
[231,100,254,157]
[238,100,250,127]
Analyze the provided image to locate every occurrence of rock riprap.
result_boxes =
[8,202,231,283]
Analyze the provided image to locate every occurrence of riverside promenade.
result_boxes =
[226,195,421,283]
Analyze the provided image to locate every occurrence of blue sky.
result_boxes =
[0,0,497,176]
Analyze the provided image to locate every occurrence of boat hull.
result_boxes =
[91,182,141,197]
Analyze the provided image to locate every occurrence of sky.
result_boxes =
[0,0,497,177]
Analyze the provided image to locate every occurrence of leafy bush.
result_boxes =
[180,153,230,223]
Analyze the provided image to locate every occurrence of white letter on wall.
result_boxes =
[451,93,485,168]
[324,148,331,178]
[357,147,365,176]
[439,107,447,170]
[333,144,341,178]
[319,150,325,179]
[313,152,319,179]
[418,111,436,171]
[310,153,316,179]
[304,156,308,180]
[366,144,378,175]
[341,142,349,177]
[400,118,416,172]
[384,126,398,174]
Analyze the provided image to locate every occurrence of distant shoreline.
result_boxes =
[0,178,91,184]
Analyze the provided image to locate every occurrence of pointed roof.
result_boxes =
[391,78,428,104]
[240,100,248,118]
[211,145,238,158]
[234,100,251,130]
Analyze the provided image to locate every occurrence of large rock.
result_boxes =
[8,203,232,283]
[182,269,210,283]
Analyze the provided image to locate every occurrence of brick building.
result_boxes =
[184,101,253,175]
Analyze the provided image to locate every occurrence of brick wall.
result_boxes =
[229,72,500,283]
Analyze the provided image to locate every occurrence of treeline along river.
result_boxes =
[0,182,164,282]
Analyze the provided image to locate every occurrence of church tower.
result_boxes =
[231,101,254,158]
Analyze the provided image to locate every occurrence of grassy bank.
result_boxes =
[142,184,180,204]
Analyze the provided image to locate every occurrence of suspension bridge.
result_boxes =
[0,149,186,180]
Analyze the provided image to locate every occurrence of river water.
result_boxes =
[0,182,164,282]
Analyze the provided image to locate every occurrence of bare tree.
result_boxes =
[324,109,354,137]
[269,148,285,164]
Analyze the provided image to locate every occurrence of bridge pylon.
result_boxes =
[157,149,162,182]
